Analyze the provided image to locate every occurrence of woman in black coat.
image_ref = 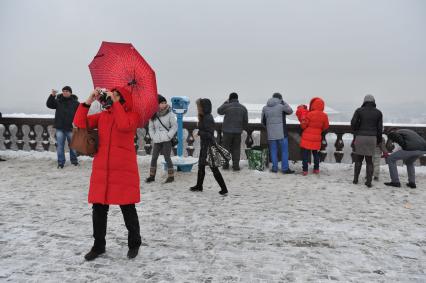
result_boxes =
[350,94,383,187]
[190,98,228,195]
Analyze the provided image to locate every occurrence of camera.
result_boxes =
[97,88,113,109]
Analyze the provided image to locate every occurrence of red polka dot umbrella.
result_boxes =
[89,41,158,128]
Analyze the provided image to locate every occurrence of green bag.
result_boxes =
[246,146,268,171]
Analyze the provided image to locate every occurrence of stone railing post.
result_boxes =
[334,133,344,163]
[29,125,37,150]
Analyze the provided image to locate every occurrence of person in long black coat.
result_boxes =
[190,98,228,195]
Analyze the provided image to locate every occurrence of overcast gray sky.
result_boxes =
[1,0,425,117]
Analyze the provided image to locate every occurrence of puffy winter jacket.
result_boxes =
[217,98,248,134]
[350,101,383,142]
[388,129,426,151]
[148,105,177,144]
[46,94,79,131]
[73,87,142,205]
[299,97,329,150]
[261,98,293,140]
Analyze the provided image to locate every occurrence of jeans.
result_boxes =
[268,138,289,172]
[302,149,319,172]
[56,129,77,166]
[387,150,426,183]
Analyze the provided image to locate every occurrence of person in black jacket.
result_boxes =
[217,92,248,171]
[384,129,426,188]
[350,94,383,187]
[46,86,80,168]
[190,98,228,195]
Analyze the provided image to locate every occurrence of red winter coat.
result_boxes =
[299,97,329,150]
[73,87,141,205]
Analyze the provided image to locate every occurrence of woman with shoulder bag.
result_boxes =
[190,98,229,195]
[146,95,178,183]
[73,87,143,261]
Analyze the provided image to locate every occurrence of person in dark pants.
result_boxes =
[74,87,143,260]
[217,92,248,171]
[146,95,177,183]
[46,86,79,168]
[350,94,383,188]
[384,129,426,188]
[190,98,228,195]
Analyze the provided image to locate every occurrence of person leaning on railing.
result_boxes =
[384,129,426,189]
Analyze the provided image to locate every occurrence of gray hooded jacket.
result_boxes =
[261,97,293,140]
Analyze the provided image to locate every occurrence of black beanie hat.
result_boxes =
[229,92,238,100]
[158,94,166,104]
[62,86,72,93]
[272,92,282,100]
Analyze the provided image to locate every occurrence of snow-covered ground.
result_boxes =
[0,150,425,282]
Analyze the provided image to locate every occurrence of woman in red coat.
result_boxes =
[296,97,329,175]
[73,87,142,261]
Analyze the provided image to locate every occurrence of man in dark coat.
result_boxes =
[46,86,79,168]
[217,92,248,171]
[385,129,426,188]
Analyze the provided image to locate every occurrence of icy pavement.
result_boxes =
[0,150,425,282]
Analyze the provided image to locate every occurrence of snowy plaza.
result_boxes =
[0,151,425,282]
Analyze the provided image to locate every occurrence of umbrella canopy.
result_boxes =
[89,41,158,127]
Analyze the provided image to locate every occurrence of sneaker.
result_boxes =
[57,164,64,169]
[282,169,295,174]
[164,176,174,183]
[406,182,416,189]
[271,168,278,173]
[302,171,308,176]
[84,247,105,261]
[71,161,79,166]
[190,185,203,192]
[313,169,320,174]
[145,176,155,183]
[384,182,401,188]
[127,247,140,259]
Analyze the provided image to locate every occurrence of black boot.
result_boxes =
[353,162,362,184]
[190,168,204,191]
[213,167,228,195]
[365,162,373,188]
[164,168,174,183]
[84,247,105,261]
[384,182,401,187]
[127,247,140,259]
[145,167,156,183]
[85,204,108,261]
[121,205,141,259]
[406,182,416,189]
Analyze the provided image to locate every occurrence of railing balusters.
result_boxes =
[41,126,50,151]
[334,133,344,163]
[3,124,12,149]
[186,129,195,157]
[143,126,152,155]
[29,125,37,150]
[16,124,24,150]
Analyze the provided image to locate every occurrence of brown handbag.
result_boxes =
[69,119,98,156]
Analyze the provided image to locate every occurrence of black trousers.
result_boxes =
[222,132,242,168]
[196,163,227,191]
[353,154,374,183]
[92,203,141,251]
[150,141,173,169]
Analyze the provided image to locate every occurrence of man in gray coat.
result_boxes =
[217,92,248,171]
[262,93,294,173]
[385,129,426,188]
